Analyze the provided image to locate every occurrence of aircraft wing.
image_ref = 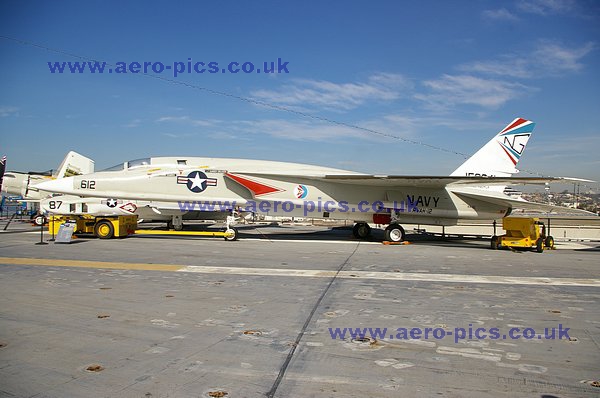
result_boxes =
[235,173,588,188]
[451,187,596,216]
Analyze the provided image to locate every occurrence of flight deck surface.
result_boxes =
[0,224,599,397]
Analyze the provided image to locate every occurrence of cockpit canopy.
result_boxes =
[102,158,151,172]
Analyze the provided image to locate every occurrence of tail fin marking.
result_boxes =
[450,118,535,178]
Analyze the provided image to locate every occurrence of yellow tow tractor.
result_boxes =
[48,215,138,239]
[490,217,555,253]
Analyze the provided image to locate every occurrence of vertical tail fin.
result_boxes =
[0,155,6,194]
[53,151,95,178]
[450,118,535,178]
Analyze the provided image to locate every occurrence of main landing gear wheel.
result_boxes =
[95,220,114,239]
[352,223,371,239]
[224,227,238,241]
[169,215,184,231]
[384,224,405,242]
[33,215,46,226]
[167,220,183,231]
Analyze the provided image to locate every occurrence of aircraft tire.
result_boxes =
[33,215,46,226]
[224,227,238,241]
[544,236,554,250]
[535,238,544,253]
[95,220,114,239]
[353,223,371,239]
[384,224,405,242]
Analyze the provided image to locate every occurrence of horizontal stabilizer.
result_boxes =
[452,187,596,216]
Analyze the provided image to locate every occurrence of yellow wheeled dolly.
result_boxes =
[48,215,138,239]
[48,214,238,241]
[490,217,555,253]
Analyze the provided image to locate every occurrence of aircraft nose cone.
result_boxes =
[37,176,75,194]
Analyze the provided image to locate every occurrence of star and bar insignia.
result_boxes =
[177,171,217,193]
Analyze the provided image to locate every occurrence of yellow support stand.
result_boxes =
[491,217,554,253]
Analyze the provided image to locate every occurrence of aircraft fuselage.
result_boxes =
[40,163,510,226]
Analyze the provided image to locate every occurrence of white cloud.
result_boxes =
[459,41,595,78]
[527,135,600,156]
[250,73,412,111]
[523,135,600,180]
[156,116,215,126]
[516,0,576,15]
[248,43,592,117]
[415,74,529,110]
[532,41,596,75]
[238,119,365,141]
[482,8,519,21]
[459,57,531,78]
[0,106,19,117]
[231,114,494,146]
[156,116,186,122]
[123,118,142,128]
[161,132,197,139]
[381,114,495,133]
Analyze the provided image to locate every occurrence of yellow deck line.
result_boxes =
[0,257,184,272]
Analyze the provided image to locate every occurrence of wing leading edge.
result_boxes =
[232,173,587,188]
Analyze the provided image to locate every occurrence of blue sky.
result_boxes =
[1,0,599,191]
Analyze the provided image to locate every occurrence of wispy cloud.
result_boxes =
[516,0,576,15]
[0,106,19,117]
[533,40,596,75]
[459,41,595,78]
[242,38,593,120]
[459,57,531,78]
[250,73,412,111]
[415,75,529,110]
[482,8,519,21]
[524,135,600,179]
[156,116,216,127]
[380,114,496,133]
[156,116,187,123]
[232,114,492,144]
[161,132,197,139]
[527,135,600,156]
[123,118,142,128]
[239,119,364,141]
